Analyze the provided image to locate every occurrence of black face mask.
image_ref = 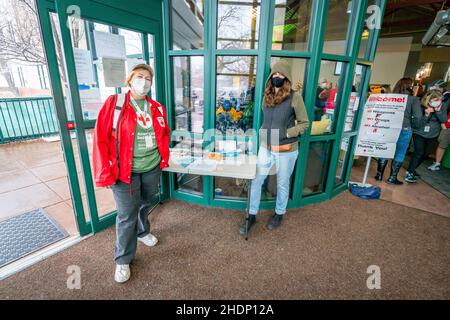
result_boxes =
[271,76,285,88]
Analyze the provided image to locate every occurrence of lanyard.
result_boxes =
[130,96,149,116]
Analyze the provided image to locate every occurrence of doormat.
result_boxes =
[415,160,450,199]
[0,208,69,268]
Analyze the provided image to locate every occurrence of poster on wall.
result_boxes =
[79,88,102,119]
[73,48,94,84]
[355,94,407,158]
[102,58,126,87]
[93,31,126,59]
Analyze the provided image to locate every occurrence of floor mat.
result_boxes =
[0,208,68,268]
[415,159,450,199]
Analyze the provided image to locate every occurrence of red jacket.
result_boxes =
[93,91,170,187]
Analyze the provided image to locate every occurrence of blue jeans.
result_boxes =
[394,127,412,162]
[249,146,298,215]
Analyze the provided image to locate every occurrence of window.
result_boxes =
[171,0,205,50]
[272,0,312,51]
[334,136,354,185]
[303,141,332,195]
[217,0,261,50]
[344,64,364,132]
[172,56,204,133]
[171,56,205,195]
[322,0,353,55]
[359,0,379,59]
[311,60,346,135]
[215,56,257,134]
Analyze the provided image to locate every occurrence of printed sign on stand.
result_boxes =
[355,94,408,158]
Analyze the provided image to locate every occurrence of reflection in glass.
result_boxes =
[358,0,378,59]
[173,56,204,133]
[335,136,353,185]
[171,0,204,50]
[214,55,257,199]
[217,0,260,50]
[172,56,204,195]
[322,0,352,55]
[272,0,312,51]
[303,141,332,195]
[312,60,345,135]
[344,64,363,132]
[216,56,257,134]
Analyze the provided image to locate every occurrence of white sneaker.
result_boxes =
[114,264,130,283]
[138,233,158,247]
[427,162,441,171]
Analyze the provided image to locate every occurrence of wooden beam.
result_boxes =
[386,0,445,10]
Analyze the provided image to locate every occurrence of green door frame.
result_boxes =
[37,0,387,234]
[37,0,167,235]
[164,0,387,210]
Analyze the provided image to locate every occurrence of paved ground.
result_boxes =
[1,191,449,300]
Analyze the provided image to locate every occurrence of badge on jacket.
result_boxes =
[157,116,165,127]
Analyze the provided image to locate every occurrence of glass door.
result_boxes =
[37,0,165,234]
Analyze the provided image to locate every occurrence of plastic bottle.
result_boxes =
[247,140,253,155]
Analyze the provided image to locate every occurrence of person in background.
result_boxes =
[374,78,420,184]
[93,64,171,283]
[239,60,309,235]
[405,90,447,183]
[428,80,450,171]
[315,78,331,121]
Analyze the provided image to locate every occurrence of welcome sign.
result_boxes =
[355,94,408,158]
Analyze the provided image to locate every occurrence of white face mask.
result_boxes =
[131,77,151,96]
[321,83,328,89]
[430,100,442,108]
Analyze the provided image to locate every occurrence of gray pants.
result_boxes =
[111,166,161,264]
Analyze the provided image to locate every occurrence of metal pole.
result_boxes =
[245,179,252,241]
[362,156,372,187]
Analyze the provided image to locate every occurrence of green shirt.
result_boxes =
[131,98,161,173]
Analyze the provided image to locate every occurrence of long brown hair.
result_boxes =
[264,77,291,107]
[392,77,413,94]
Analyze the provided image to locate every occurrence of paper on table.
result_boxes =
[188,158,217,172]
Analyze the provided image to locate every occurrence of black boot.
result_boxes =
[387,161,404,185]
[239,214,256,235]
[374,159,388,181]
[267,214,283,230]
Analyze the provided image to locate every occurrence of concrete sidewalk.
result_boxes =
[1,191,449,299]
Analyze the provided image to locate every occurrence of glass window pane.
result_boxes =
[322,0,352,55]
[214,55,257,199]
[358,0,379,59]
[67,17,148,120]
[303,141,332,196]
[344,64,364,132]
[312,60,345,135]
[172,56,204,195]
[217,0,261,50]
[173,56,204,133]
[270,57,307,89]
[215,56,257,134]
[171,0,205,50]
[272,0,312,51]
[334,136,354,186]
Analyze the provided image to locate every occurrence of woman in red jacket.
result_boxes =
[93,64,170,283]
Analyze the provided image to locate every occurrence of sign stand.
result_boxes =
[349,156,373,188]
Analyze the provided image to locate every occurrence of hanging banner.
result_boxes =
[355,94,408,158]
